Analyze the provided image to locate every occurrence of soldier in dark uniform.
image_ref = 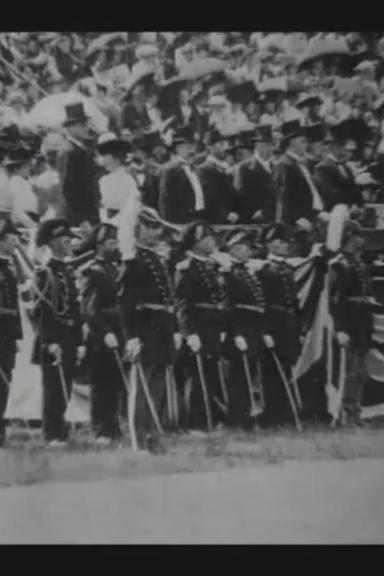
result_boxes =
[175,221,228,432]
[258,223,303,427]
[0,218,23,446]
[31,218,85,446]
[120,207,182,447]
[330,220,373,427]
[224,229,272,429]
[81,223,126,445]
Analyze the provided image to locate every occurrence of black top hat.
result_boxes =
[180,220,215,252]
[0,218,21,239]
[97,134,131,156]
[132,129,164,152]
[252,124,274,144]
[262,222,292,243]
[208,128,228,146]
[172,127,195,147]
[227,81,258,106]
[36,218,76,247]
[280,119,304,144]
[230,129,255,152]
[63,102,90,126]
[304,122,326,143]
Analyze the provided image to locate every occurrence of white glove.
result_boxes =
[337,332,350,347]
[76,346,86,363]
[227,212,239,224]
[187,334,202,353]
[263,334,275,349]
[104,332,118,349]
[173,332,183,351]
[48,343,62,361]
[125,338,142,362]
[234,335,248,352]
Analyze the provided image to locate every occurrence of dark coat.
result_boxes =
[120,247,178,366]
[197,160,237,223]
[122,102,151,133]
[81,257,126,349]
[57,139,100,226]
[176,255,227,356]
[258,259,302,362]
[330,253,373,351]
[159,160,206,224]
[235,156,277,223]
[0,256,23,342]
[274,154,320,224]
[128,162,161,211]
[314,157,363,212]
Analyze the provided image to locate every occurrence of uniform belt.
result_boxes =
[0,307,18,316]
[270,304,296,314]
[194,303,227,311]
[137,303,175,313]
[234,304,265,313]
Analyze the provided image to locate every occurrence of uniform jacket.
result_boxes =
[159,160,205,224]
[258,257,302,362]
[120,246,178,365]
[31,258,83,364]
[225,260,267,354]
[81,257,126,349]
[234,155,277,223]
[176,253,227,355]
[274,153,321,224]
[330,253,373,351]
[0,256,22,342]
[314,156,363,212]
[57,138,100,226]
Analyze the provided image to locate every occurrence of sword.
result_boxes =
[165,365,173,426]
[270,350,302,432]
[291,373,303,411]
[256,360,265,411]
[217,359,229,406]
[242,353,260,417]
[113,349,138,451]
[170,366,179,427]
[56,359,75,434]
[166,365,179,427]
[195,353,213,432]
[136,360,164,435]
[331,346,347,428]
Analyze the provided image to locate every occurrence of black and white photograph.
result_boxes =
[0,30,384,544]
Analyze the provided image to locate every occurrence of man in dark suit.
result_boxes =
[314,121,364,212]
[159,128,207,224]
[57,103,100,227]
[304,122,327,174]
[129,130,164,211]
[234,124,277,223]
[274,119,325,225]
[197,129,239,224]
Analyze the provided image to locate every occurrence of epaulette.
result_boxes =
[176,258,191,272]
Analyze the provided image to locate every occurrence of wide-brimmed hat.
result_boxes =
[63,102,90,126]
[97,132,131,155]
[36,218,77,247]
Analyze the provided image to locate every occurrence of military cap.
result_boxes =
[36,218,76,247]
[262,222,292,243]
[180,220,215,252]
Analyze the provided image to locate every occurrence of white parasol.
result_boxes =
[25,92,108,134]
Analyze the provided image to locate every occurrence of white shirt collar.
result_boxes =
[268,253,286,263]
[254,152,271,171]
[206,155,229,171]
[68,136,87,151]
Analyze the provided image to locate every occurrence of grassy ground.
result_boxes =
[1,418,384,487]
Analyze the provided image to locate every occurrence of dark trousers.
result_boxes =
[0,339,16,443]
[186,354,225,430]
[343,349,367,419]
[135,362,166,441]
[261,350,293,425]
[41,348,76,441]
[228,352,258,429]
[88,348,122,439]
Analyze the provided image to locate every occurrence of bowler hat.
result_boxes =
[36,218,76,247]
[63,102,90,126]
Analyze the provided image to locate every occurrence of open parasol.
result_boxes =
[86,32,128,58]
[26,92,108,134]
[298,36,353,71]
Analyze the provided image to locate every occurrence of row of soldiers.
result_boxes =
[0,205,374,449]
